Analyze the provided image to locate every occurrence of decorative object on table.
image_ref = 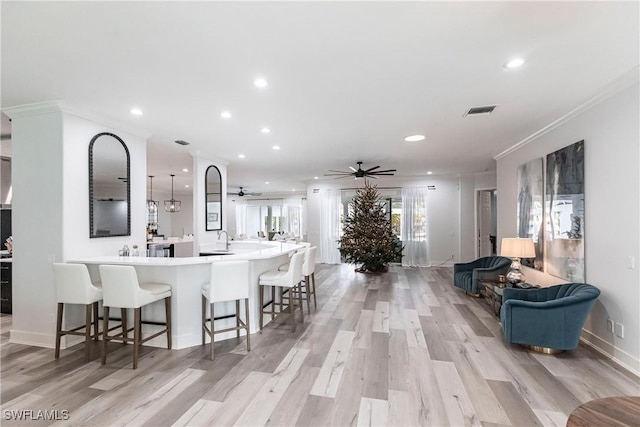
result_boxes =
[500,283,600,353]
[501,237,536,284]
[4,236,12,254]
[324,161,396,179]
[453,256,512,295]
[339,180,403,273]
[498,274,507,287]
[164,174,181,213]
[545,140,584,282]
[516,158,544,271]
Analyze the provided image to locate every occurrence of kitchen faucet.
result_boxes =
[217,230,230,251]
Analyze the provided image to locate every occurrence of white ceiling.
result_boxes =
[2,1,638,195]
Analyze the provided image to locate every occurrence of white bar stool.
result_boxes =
[201,260,251,360]
[259,251,305,332]
[52,263,103,362]
[99,265,172,369]
[279,246,318,312]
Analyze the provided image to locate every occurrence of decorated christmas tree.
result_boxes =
[339,180,403,272]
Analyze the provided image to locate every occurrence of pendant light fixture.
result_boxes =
[164,174,181,213]
[147,175,158,212]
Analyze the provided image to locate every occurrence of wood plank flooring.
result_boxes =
[1,264,638,426]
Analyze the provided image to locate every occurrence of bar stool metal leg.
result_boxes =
[245,298,251,351]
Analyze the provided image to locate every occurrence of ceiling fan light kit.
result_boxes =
[325,161,397,179]
[236,187,261,197]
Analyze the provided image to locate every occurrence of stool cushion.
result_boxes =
[140,283,171,295]
[259,269,288,285]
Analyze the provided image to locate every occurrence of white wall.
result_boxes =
[5,102,149,347]
[152,190,193,237]
[496,79,640,373]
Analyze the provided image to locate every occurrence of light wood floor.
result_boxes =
[1,265,638,426]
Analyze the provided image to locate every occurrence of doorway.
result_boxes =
[477,189,497,257]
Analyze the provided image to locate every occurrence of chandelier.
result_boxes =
[164,174,181,213]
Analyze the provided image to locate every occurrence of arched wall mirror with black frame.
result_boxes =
[205,165,222,231]
[89,132,131,238]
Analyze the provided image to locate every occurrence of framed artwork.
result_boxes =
[517,158,544,271]
[545,140,585,282]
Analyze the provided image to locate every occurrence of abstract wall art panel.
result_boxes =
[517,158,544,271]
[545,140,585,282]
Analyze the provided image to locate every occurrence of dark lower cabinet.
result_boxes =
[1,262,11,314]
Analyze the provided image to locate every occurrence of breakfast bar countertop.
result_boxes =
[69,241,303,266]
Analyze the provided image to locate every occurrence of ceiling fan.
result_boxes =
[325,161,397,179]
[235,187,261,197]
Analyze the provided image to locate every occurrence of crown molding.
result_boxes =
[189,149,229,167]
[495,66,640,160]
[2,100,152,140]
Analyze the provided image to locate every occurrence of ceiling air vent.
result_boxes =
[464,105,496,117]
[174,140,190,146]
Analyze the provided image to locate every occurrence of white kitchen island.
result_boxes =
[70,241,303,349]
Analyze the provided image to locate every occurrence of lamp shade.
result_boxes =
[501,238,535,258]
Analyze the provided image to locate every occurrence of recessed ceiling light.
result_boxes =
[185,185,190,188]
[504,57,525,69]
[261,127,271,134]
[238,154,246,159]
[291,189,295,192]
[427,171,433,175]
[272,145,280,150]
[314,176,319,180]
[404,134,425,142]
[221,111,232,119]
[265,181,270,184]
[254,78,268,88]
[130,108,143,116]
[182,168,189,172]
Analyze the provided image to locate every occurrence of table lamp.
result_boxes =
[501,238,535,284]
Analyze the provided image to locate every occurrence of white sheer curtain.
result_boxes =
[320,189,342,264]
[235,199,247,237]
[401,187,429,267]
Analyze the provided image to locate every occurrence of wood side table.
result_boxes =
[566,396,640,427]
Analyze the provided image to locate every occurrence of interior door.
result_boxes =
[477,190,493,257]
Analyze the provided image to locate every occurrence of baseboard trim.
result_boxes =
[10,330,55,349]
[580,329,640,378]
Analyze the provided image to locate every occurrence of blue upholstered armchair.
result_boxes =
[500,283,600,351]
[453,256,512,294]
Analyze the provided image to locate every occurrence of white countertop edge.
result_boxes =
[69,242,303,266]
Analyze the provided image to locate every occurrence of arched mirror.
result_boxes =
[205,165,222,231]
[89,132,131,238]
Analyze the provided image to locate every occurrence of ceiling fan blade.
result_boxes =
[327,170,351,174]
[370,173,395,176]
[370,169,397,174]
[365,165,381,172]
[349,166,357,172]
[325,173,352,176]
